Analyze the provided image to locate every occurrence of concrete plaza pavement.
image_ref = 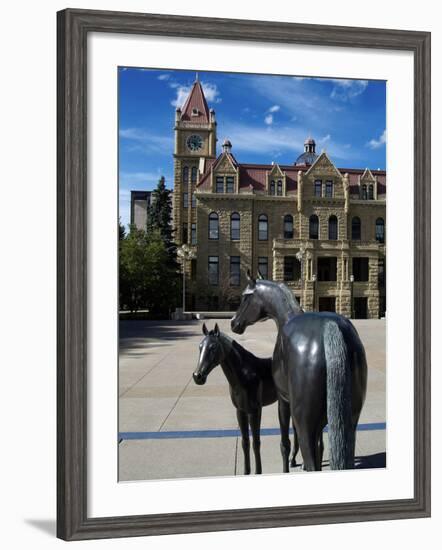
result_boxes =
[118,318,386,481]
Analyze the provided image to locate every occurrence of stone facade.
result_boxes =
[136,79,387,319]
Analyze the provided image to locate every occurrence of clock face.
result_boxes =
[186,134,203,152]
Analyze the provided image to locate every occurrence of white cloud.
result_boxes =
[119,128,174,154]
[318,134,331,144]
[329,79,369,101]
[171,86,190,109]
[171,81,221,108]
[367,129,386,149]
[219,121,355,162]
[264,105,280,125]
[158,73,171,81]
[119,171,165,186]
[268,105,280,113]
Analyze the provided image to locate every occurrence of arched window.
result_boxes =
[375,217,385,243]
[191,166,197,183]
[309,214,319,239]
[277,180,283,196]
[208,212,219,240]
[283,214,294,239]
[269,181,275,196]
[258,214,268,241]
[368,184,374,200]
[182,166,189,183]
[361,184,367,200]
[230,212,240,241]
[352,216,361,240]
[328,215,338,240]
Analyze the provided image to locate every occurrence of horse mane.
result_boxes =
[256,280,303,315]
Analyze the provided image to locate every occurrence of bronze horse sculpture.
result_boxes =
[193,323,299,475]
[231,272,367,471]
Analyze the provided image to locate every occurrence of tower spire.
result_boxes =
[180,78,210,123]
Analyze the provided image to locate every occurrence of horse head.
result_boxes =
[231,270,269,334]
[193,323,223,385]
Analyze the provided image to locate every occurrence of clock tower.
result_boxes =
[173,78,217,245]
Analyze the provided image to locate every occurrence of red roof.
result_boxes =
[238,164,299,192]
[180,81,210,123]
[197,155,386,195]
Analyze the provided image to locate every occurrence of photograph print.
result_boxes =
[118,68,386,482]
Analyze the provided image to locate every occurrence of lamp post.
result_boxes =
[312,273,317,311]
[295,245,306,309]
[350,274,355,319]
[177,244,196,313]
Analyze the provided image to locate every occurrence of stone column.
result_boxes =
[297,171,303,213]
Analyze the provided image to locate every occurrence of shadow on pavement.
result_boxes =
[354,452,386,469]
[319,452,386,470]
[119,320,200,357]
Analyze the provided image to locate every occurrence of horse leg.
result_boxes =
[317,432,324,469]
[296,423,320,472]
[290,419,300,468]
[236,409,251,475]
[347,422,358,469]
[278,398,291,473]
[249,409,262,475]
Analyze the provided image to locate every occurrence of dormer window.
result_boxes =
[361,184,367,200]
[270,181,276,196]
[191,107,199,116]
[325,181,333,198]
[277,180,283,196]
[314,180,322,197]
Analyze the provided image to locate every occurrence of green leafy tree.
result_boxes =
[119,177,180,316]
[119,227,179,316]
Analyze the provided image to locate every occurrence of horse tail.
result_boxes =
[324,320,354,470]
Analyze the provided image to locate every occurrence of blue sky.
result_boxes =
[119,68,386,228]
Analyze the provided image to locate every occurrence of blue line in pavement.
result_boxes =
[119,422,386,442]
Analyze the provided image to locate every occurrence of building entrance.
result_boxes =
[318,297,336,312]
[353,297,368,319]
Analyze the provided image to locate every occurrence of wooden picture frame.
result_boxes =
[57,8,431,541]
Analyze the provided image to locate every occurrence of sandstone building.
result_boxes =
[133,78,386,319]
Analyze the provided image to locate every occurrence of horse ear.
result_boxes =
[257,270,264,280]
[246,269,256,287]
[202,323,208,335]
[214,323,220,337]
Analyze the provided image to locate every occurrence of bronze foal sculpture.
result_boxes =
[231,272,367,471]
[193,323,299,475]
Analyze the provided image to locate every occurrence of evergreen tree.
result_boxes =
[119,217,126,240]
[146,176,175,254]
